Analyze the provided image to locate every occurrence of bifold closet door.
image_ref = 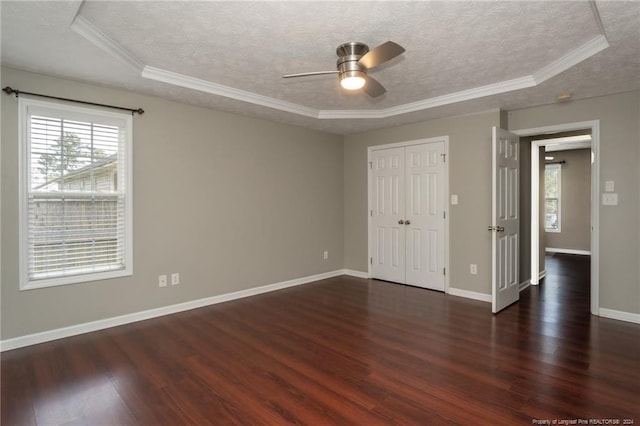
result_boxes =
[370,142,445,291]
[370,147,406,284]
[405,143,445,291]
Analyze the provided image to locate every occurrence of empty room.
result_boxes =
[1,1,639,424]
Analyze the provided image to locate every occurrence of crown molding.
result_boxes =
[72,11,610,121]
[141,66,318,118]
[70,15,144,74]
[317,109,384,119]
[533,35,609,84]
[382,76,537,118]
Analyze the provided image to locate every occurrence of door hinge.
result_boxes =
[370,209,373,217]
[443,268,446,276]
[443,211,446,219]
[441,153,447,163]
[370,257,373,265]
[369,161,373,169]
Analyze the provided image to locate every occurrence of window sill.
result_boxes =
[20,267,132,291]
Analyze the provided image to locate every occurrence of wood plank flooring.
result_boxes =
[2,254,639,425]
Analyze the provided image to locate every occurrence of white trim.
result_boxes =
[343,269,369,279]
[514,120,599,316]
[532,35,609,84]
[530,144,540,285]
[534,134,592,145]
[70,15,144,73]
[588,0,608,38]
[447,287,491,303]
[545,248,591,256]
[317,109,383,119]
[379,76,536,117]
[72,14,609,120]
[141,66,319,119]
[367,137,450,293]
[538,269,547,281]
[519,280,531,291]
[0,269,346,352]
[598,308,640,324]
[18,97,134,290]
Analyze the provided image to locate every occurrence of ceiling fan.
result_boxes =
[283,41,405,98]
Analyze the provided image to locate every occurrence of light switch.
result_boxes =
[451,195,458,205]
[602,193,618,205]
[605,181,615,192]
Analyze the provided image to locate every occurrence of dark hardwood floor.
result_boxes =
[2,254,639,425]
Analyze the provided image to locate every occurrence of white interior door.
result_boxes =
[370,147,406,284]
[370,141,446,291]
[405,143,445,290]
[492,127,520,313]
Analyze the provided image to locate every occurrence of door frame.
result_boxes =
[512,120,600,316]
[367,137,450,292]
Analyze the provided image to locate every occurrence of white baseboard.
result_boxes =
[519,280,531,291]
[343,269,369,279]
[538,269,547,281]
[546,248,591,256]
[0,269,345,352]
[447,287,491,303]
[598,308,640,324]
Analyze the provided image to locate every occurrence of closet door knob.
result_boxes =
[405,220,411,225]
[398,219,405,225]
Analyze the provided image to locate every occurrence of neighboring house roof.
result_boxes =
[36,154,117,190]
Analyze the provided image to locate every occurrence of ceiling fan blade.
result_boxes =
[358,41,405,70]
[363,75,386,98]
[283,71,339,78]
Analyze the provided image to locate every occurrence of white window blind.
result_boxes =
[20,98,132,289]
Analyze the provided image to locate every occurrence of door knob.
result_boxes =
[398,219,405,225]
[405,220,411,225]
[488,226,495,231]
[496,226,505,232]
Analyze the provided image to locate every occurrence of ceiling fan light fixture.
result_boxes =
[340,71,366,90]
[283,40,404,97]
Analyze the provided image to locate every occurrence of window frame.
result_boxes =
[544,163,561,233]
[19,97,133,290]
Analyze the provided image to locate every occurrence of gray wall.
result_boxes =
[509,91,640,314]
[344,111,502,295]
[2,67,638,342]
[1,67,345,339]
[544,149,591,251]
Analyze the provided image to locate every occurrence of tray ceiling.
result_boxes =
[2,1,639,134]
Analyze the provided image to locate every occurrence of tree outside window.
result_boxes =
[545,164,561,232]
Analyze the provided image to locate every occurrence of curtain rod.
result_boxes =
[2,86,144,115]
[545,160,566,165]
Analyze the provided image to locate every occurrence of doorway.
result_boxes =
[513,121,599,315]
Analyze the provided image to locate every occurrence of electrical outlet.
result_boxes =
[470,264,478,275]
[323,251,329,260]
[158,275,167,287]
[171,273,180,285]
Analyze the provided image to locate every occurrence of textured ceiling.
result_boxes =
[2,1,639,135]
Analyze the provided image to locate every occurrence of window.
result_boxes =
[544,164,561,232]
[19,97,132,290]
